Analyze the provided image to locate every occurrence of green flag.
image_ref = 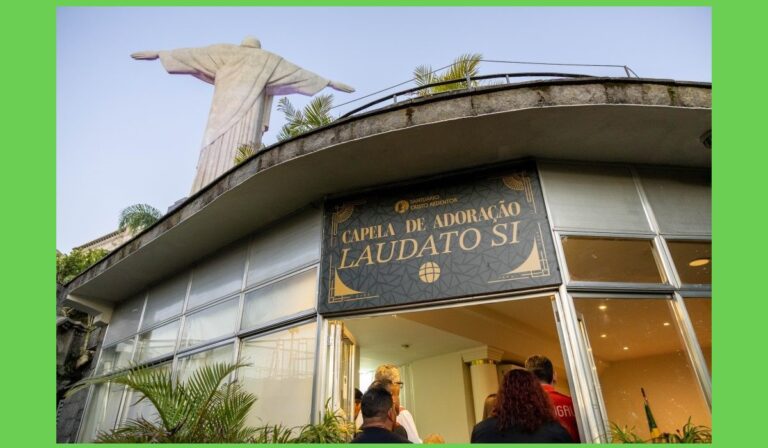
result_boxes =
[641,387,661,439]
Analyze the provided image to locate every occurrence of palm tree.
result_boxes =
[276,94,335,141]
[68,362,259,443]
[234,143,257,164]
[118,203,162,233]
[413,53,483,97]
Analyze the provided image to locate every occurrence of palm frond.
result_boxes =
[70,362,259,443]
[413,53,484,97]
[276,95,336,141]
[234,143,257,164]
[304,94,335,128]
[118,203,162,233]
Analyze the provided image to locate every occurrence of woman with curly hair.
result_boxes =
[471,369,574,443]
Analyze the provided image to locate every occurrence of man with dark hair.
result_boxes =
[525,355,580,442]
[351,384,411,443]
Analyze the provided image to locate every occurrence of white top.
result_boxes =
[397,409,422,444]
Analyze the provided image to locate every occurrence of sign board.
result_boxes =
[319,163,561,313]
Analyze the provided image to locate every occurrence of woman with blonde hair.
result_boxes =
[375,364,422,443]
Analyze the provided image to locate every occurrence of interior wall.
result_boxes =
[598,351,711,439]
[407,351,474,443]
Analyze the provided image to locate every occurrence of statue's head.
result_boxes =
[241,36,262,49]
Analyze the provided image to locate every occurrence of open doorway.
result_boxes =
[338,294,572,443]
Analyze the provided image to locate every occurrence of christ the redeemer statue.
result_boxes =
[132,36,355,193]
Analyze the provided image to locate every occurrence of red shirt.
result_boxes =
[542,384,580,442]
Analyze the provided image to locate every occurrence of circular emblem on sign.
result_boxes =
[418,261,441,284]
[394,200,410,214]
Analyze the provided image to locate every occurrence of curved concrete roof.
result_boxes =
[65,77,711,305]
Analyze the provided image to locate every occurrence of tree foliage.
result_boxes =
[118,203,162,233]
[56,248,109,284]
[276,94,335,141]
[413,53,483,97]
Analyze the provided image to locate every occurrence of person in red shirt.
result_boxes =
[525,355,581,442]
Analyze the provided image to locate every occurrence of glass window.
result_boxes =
[562,236,666,283]
[241,268,317,331]
[136,320,180,362]
[238,321,318,428]
[95,339,135,375]
[180,298,239,349]
[574,297,711,440]
[668,241,711,285]
[246,208,322,287]
[77,382,124,442]
[142,272,188,329]
[638,168,711,235]
[103,294,145,345]
[188,243,247,310]
[683,297,712,373]
[120,363,171,425]
[176,343,235,383]
[538,163,651,233]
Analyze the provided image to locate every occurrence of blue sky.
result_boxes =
[56,6,711,252]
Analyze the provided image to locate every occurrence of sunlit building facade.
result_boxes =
[60,77,711,443]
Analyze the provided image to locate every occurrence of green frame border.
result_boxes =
[7,0,756,446]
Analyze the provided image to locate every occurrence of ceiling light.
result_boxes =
[689,258,710,267]
[663,322,671,327]
[600,334,607,338]
[623,346,629,351]
[598,305,608,310]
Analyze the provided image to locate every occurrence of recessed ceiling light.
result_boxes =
[598,305,608,310]
[600,334,607,338]
[663,322,671,327]
[623,346,629,350]
[689,258,710,267]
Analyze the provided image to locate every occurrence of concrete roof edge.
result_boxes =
[62,77,711,296]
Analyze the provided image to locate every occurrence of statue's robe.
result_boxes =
[158,44,330,193]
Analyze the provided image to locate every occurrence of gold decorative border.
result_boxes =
[488,223,551,283]
[502,171,536,213]
[331,200,365,236]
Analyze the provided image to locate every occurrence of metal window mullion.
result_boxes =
[181,269,193,315]
[310,314,326,424]
[631,166,680,288]
[672,292,712,408]
[555,287,608,443]
[74,382,96,441]
[537,160,605,442]
[135,290,149,335]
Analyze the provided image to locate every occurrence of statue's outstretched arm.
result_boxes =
[329,80,355,93]
[131,51,160,60]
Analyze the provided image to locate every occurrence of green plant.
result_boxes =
[413,53,483,97]
[119,203,162,233]
[251,423,297,443]
[56,248,109,283]
[294,400,355,443]
[610,423,647,444]
[609,419,712,444]
[68,362,259,443]
[276,94,335,141]
[669,418,712,443]
[234,143,258,164]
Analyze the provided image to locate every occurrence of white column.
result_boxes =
[462,346,504,423]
